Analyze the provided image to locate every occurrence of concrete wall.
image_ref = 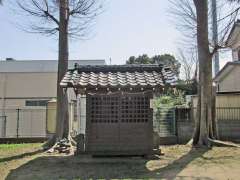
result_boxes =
[0,72,57,99]
[0,60,105,139]
[0,72,57,110]
[217,66,240,92]
[0,98,51,109]
[0,72,77,138]
[177,121,194,144]
[177,119,240,144]
[218,120,240,141]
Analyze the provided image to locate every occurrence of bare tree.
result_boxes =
[169,0,197,50]
[177,48,197,83]
[15,0,102,150]
[192,0,213,146]
[170,0,240,49]
[193,0,240,146]
[170,0,240,146]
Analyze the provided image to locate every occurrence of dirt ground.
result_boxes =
[0,143,240,180]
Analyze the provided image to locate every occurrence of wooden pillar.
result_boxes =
[76,94,87,153]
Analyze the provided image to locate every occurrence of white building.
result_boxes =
[214,20,240,93]
[214,61,240,93]
[0,59,105,138]
[226,19,240,62]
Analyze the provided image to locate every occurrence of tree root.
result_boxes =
[69,136,77,146]
[42,135,57,150]
[208,138,240,148]
[186,139,193,146]
[186,138,240,148]
[43,137,76,154]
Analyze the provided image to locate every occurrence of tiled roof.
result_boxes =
[60,64,177,89]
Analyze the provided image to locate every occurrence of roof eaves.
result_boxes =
[226,22,240,47]
[213,62,238,82]
[74,64,164,73]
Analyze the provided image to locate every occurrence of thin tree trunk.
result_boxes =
[193,89,200,144]
[212,86,219,139]
[193,0,214,147]
[55,0,69,141]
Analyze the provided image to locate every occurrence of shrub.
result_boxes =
[154,90,185,108]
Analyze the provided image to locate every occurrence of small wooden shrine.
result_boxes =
[60,64,176,155]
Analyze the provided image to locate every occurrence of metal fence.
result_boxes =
[191,107,240,121]
[155,107,240,139]
[1,106,240,139]
[153,107,176,137]
[0,108,48,138]
[216,107,240,121]
[175,107,240,142]
[175,107,191,122]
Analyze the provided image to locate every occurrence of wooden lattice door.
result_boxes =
[86,92,120,153]
[119,93,153,154]
[86,92,153,155]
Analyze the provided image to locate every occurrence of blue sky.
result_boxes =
[0,0,231,67]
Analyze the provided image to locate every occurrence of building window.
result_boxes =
[25,100,48,106]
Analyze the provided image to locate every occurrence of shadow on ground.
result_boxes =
[0,149,43,163]
[6,148,212,180]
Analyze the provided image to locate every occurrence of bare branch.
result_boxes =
[14,0,103,38]
[169,0,240,58]
[177,48,197,81]
[218,6,240,22]
[17,0,59,26]
[43,0,60,25]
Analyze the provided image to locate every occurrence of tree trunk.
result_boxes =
[193,0,217,147]
[55,0,70,141]
[212,86,219,139]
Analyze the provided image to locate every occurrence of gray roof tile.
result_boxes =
[60,64,177,89]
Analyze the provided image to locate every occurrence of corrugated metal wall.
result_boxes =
[192,94,240,123]
[192,94,240,108]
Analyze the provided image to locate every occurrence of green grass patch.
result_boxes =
[0,143,41,150]
[0,143,42,159]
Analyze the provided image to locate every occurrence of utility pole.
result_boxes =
[212,0,220,76]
